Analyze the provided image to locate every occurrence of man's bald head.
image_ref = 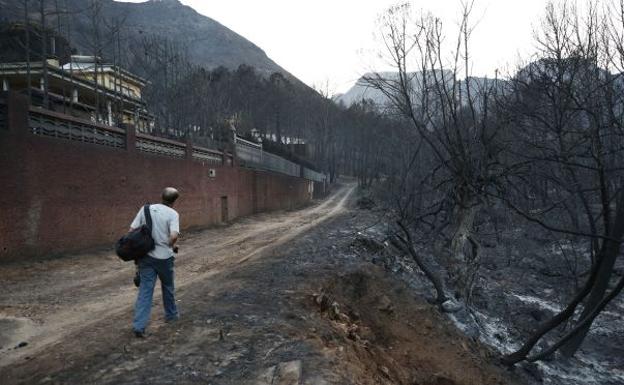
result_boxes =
[162,187,180,206]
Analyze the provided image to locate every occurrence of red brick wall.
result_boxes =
[0,93,312,260]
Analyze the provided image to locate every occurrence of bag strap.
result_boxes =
[143,204,153,232]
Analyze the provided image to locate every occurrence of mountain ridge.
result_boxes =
[336,71,507,109]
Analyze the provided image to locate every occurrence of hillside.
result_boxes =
[0,0,290,78]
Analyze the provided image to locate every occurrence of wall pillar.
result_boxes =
[252,171,259,214]
[125,124,136,154]
[186,137,194,161]
[7,91,30,138]
[229,124,238,167]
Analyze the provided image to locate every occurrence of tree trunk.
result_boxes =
[394,221,448,304]
[504,191,624,364]
[560,199,624,356]
[528,274,624,362]
[450,190,479,300]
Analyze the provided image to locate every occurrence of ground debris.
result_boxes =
[275,360,302,385]
[256,360,303,385]
[256,365,276,385]
[351,234,386,254]
[441,299,463,313]
[356,196,376,210]
[312,292,351,324]
[377,295,394,314]
[428,374,459,385]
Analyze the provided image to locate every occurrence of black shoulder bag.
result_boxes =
[115,204,155,261]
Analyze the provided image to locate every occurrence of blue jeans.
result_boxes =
[132,256,178,332]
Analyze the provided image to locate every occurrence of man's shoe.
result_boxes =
[133,329,146,338]
[165,316,179,324]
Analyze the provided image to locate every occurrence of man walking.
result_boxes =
[129,187,180,337]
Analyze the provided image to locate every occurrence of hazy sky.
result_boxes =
[122,0,550,94]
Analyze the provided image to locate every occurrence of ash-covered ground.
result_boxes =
[354,193,624,385]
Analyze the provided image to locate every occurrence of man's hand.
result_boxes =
[169,231,179,248]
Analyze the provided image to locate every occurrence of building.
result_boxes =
[0,55,152,130]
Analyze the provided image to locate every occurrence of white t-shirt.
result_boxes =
[130,203,180,260]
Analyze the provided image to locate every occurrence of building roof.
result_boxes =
[61,60,148,87]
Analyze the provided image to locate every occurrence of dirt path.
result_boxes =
[0,183,525,385]
[0,184,355,369]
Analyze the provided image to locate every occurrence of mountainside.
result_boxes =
[337,71,506,110]
[335,72,400,108]
[336,71,455,109]
[0,0,290,77]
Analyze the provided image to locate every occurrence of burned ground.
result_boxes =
[361,199,624,385]
[0,184,525,385]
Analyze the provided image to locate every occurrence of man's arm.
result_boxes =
[169,212,180,248]
[169,232,179,247]
[129,209,144,232]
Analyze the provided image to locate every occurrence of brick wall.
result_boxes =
[0,93,313,260]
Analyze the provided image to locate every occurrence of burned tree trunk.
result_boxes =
[391,221,448,304]
[503,191,624,364]
[449,189,480,301]
[560,194,624,357]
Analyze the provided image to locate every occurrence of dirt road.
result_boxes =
[0,184,355,366]
[0,183,523,385]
